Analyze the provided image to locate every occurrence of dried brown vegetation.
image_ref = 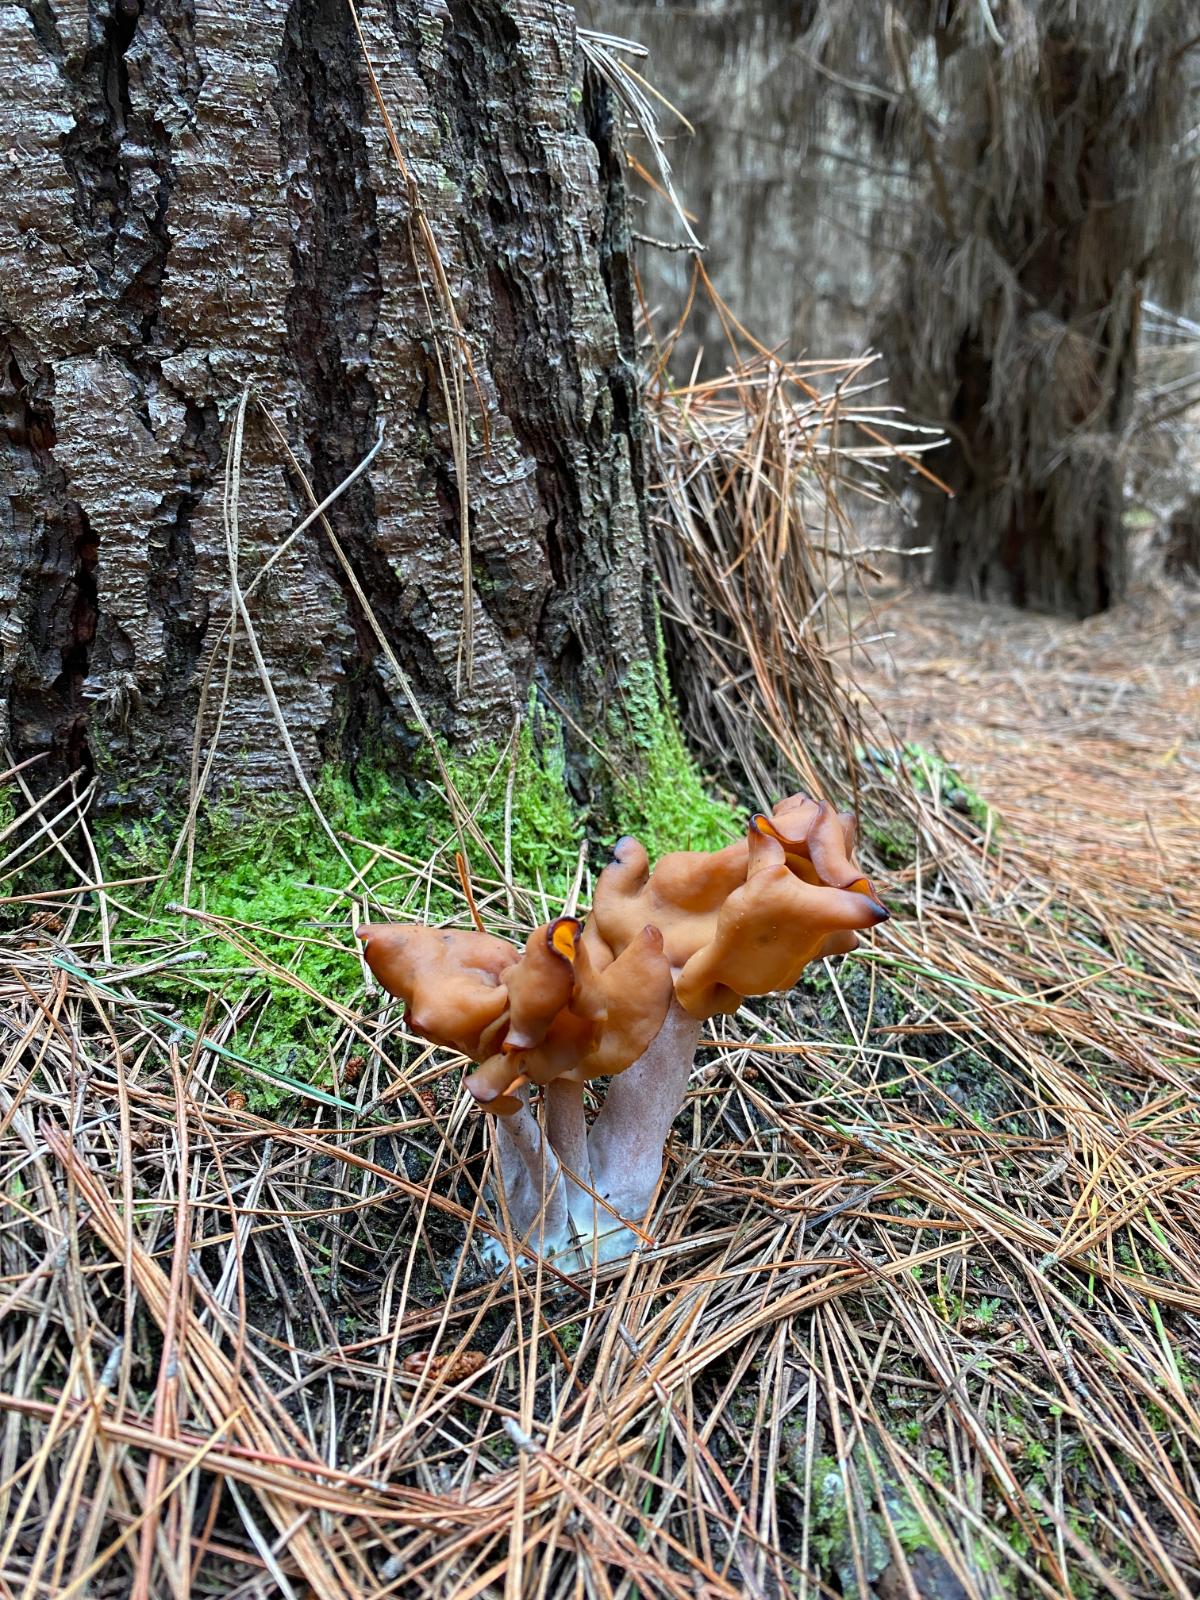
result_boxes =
[3,351,1199,1595]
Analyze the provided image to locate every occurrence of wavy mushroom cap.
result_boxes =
[544,924,674,1083]
[458,1051,529,1115]
[580,924,675,1077]
[501,917,581,1052]
[589,834,752,970]
[587,794,872,973]
[361,789,883,1115]
[760,794,872,896]
[673,819,888,1019]
[356,924,514,1058]
[466,923,674,1111]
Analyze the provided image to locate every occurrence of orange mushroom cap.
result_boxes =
[585,792,883,1021]
[458,1052,529,1115]
[501,917,581,1053]
[358,790,885,1115]
[758,795,873,897]
[356,924,514,1058]
[589,833,751,970]
[673,816,888,1018]
[464,920,673,1110]
[575,924,675,1078]
[462,916,585,1114]
[529,924,674,1084]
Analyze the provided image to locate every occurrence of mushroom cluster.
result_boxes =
[358,794,886,1268]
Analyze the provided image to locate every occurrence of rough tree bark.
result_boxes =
[0,0,653,812]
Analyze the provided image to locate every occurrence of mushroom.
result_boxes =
[357,792,886,1269]
[673,815,888,1018]
[356,924,514,1056]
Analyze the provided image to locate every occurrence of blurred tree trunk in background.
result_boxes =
[877,4,1198,618]
[596,0,1199,620]
[1,0,651,812]
[1163,492,1200,580]
[590,2,881,373]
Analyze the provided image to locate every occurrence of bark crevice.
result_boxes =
[277,0,394,763]
[1,342,95,778]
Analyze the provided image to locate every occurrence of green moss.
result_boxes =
[96,726,589,1111]
[75,681,740,1113]
[889,1497,938,1556]
[860,741,995,833]
[607,656,740,857]
[902,742,993,829]
[805,1456,889,1587]
[864,817,917,870]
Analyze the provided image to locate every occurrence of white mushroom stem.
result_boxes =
[483,1002,702,1270]
[543,1077,594,1234]
[486,1085,569,1264]
[583,998,702,1262]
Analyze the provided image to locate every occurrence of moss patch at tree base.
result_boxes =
[24,692,741,1112]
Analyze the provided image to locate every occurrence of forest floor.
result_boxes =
[2,575,1199,1600]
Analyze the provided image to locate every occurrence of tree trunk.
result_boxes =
[1,0,653,812]
[918,305,1135,619]
[883,26,1152,619]
[593,0,855,376]
[1162,492,1200,582]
